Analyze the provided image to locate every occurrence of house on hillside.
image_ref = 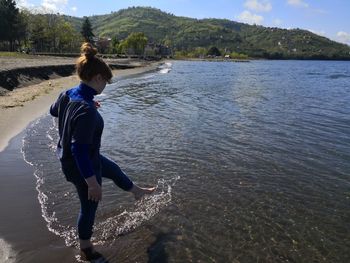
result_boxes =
[95,37,111,54]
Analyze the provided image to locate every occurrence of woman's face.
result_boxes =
[93,74,108,94]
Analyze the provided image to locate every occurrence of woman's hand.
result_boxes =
[88,185,102,202]
[94,101,101,109]
[85,176,102,202]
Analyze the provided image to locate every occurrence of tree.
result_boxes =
[163,37,172,47]
[207,46,221,57]
[57,21,83,52]
[26,12,82,53]
[0,0,25,51]
[81,17,94,43]
[121,32,148,56]
[96,38,110,54]
[193,47,207,58]
[28,14,48,52]
[110,36,119,54]
[17,8,31,50]
[117,39,128,55]
[46,14,63,52]
[230,51,248,59]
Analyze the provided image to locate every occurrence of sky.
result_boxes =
[17,0,350,46]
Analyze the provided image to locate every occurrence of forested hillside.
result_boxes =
[1,1,349,59]
[62,6,350,59]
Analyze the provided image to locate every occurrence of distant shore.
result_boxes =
[0,56,163,152]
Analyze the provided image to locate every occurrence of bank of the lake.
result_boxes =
[1,60,349,262]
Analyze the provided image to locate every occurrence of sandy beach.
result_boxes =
[0,58,163,262]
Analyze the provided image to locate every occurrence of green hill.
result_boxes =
[64,6,350,60]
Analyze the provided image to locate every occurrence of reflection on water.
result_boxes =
[23,60,350,262]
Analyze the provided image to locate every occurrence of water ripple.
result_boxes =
[22,60,350,262]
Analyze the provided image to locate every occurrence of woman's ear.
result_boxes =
[90,74,99,83]
[96,74,104,82]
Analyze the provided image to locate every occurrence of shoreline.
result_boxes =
[0,61,163,262]
[0,61,163,153]
[0,131,77,262]
[0,55,149,94]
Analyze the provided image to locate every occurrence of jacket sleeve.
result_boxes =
[71,143,95,179]
[70,108,97,179]
[71,108,97,145]
[50,92,65,117]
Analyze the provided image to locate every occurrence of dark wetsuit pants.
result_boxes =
[62,155,133,240]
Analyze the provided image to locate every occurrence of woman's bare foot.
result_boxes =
[130,185,156,200]
[79,240,106,261]
[79,239,93,250]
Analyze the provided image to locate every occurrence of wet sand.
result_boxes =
[0,61,163,262]
[0,132,76,262]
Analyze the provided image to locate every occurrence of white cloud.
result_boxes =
[41,0,68,12]
[237,10,264,25]
[287,0,309,8]
[71,6,77,12]
[16,0,34,9]
[273,18,282,26]
[244,0,272,13]
[337,31,350,45]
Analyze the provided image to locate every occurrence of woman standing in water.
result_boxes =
[50,42,155,261]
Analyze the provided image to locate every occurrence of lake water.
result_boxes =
[22,60,350,262]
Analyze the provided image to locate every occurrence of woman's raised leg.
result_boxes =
[100,155,156,199]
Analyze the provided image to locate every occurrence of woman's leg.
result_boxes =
[62,164,104,260]
[74,179,99,246]
[62,163,99,247]
[100,154,133,191]
[100,155,156,199]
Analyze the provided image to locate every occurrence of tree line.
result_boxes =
[0,0,152,55]
[0,0,83,52]
[0,1,246,59]
[0,0,245,59]
[174,46,249,59]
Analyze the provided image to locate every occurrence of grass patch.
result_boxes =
[0,52,36,58]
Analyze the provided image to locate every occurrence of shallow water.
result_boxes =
[23,60,350,262]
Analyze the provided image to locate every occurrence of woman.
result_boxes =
[50,42,155,261]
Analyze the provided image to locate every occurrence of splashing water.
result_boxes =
[96,177,179,244]
[158,62,172,74]
[0,238,16,263]
[21,65,179,248]
[22,116,79,247]
[22,78,179,249]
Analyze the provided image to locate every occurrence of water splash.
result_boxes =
[22,116,78,247]
[96,176,179,244]
[158,62,172,74]
[0,238,16,263]
[21,114,179,248]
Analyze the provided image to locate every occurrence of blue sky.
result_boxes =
[17,0,350,45]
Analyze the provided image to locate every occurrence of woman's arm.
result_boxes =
[50,92,65,117]
[71,143,102,202]
[71,108,102,201]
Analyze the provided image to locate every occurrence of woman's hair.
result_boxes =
[76,42,113,82]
